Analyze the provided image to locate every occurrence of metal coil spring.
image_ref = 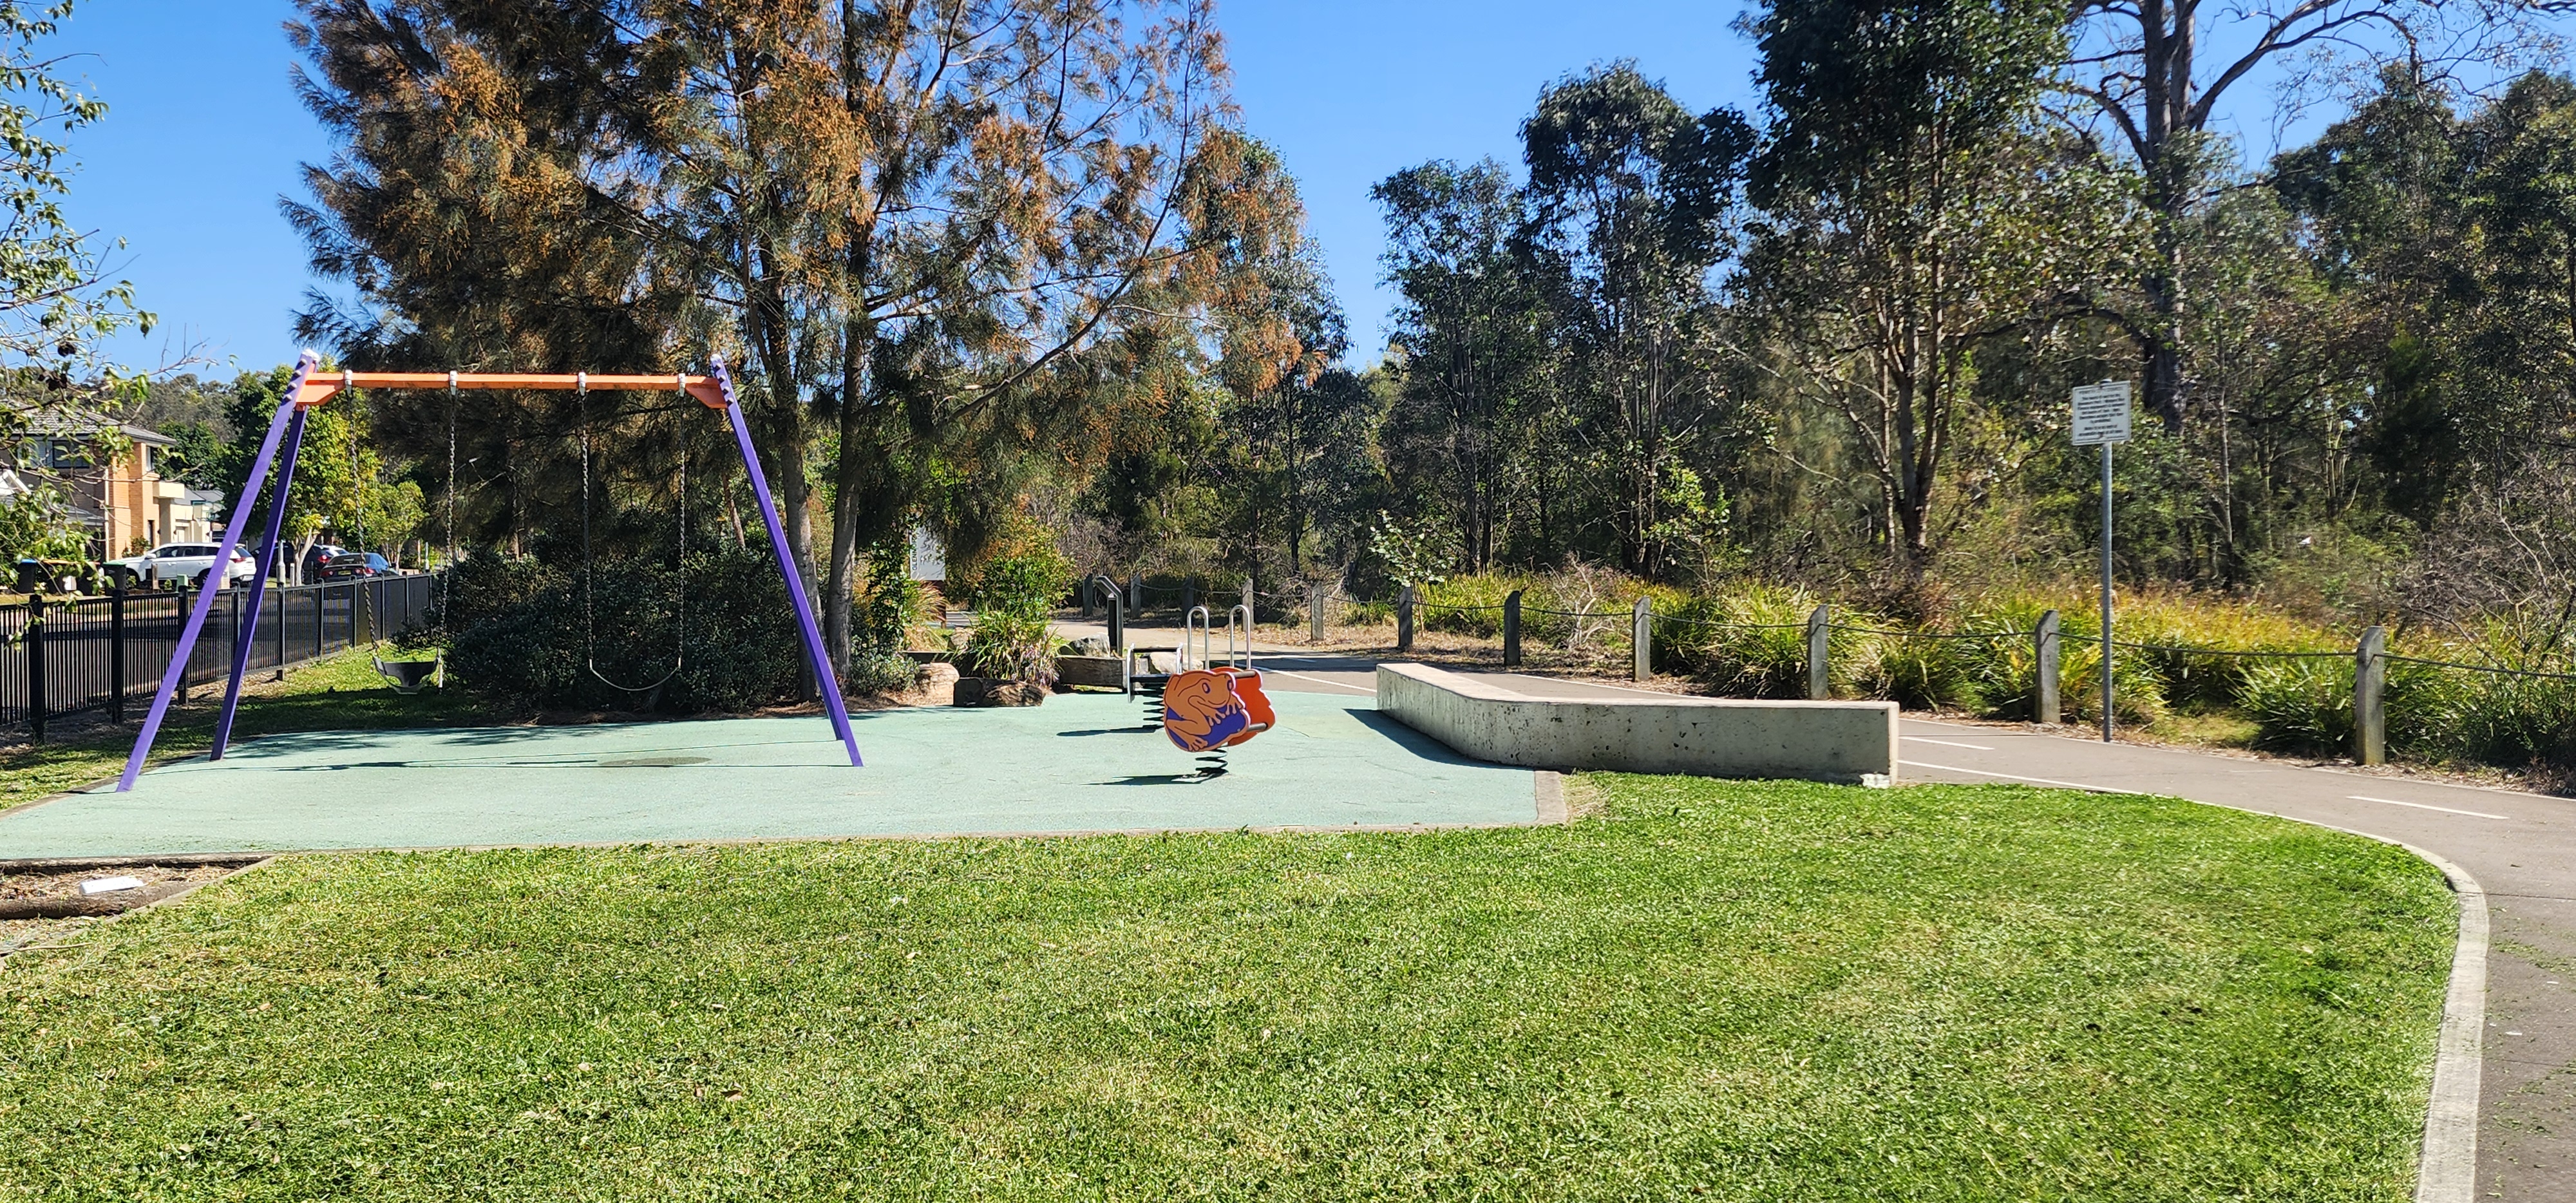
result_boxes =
[1137,678,1166,730]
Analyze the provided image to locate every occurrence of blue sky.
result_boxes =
[50,1,2522,375]
[52,1,1765,374]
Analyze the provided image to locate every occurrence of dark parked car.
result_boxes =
[319,552,393,580]
[301,543,347,581]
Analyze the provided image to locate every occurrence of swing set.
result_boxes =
[112,351,862,793]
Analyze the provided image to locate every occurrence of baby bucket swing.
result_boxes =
[114,352,864,793]
[370,374,459,695]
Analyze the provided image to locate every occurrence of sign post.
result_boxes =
[2070,381,2134,743]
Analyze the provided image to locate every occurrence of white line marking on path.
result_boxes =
[1899,761,2141,794]
[2347,795,2508,820]
[1259,668,1374,695]
[1900,736,1995,750]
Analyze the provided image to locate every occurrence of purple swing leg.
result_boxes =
[210,405,310,760]
[117,352,321,791]
[712,357,862,767]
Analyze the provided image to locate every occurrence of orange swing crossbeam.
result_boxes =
[293,370,730,410]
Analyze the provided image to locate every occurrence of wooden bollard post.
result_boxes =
[1807,604,1831,700]
[2034,609,2061,724]
[1632,597,1652,683]
[2355,625,2387,766]
[1396,585,1416,652]
[1502,589,1523,667]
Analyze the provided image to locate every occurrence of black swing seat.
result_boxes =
[373,654,444,694]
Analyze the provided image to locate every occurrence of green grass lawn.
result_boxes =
[0,775,2454,1200]
[0,650,501,811]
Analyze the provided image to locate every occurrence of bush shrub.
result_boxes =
[855,541,931,653]
[957,545,1072,685]
[444,542,806,713]
[2235,656,2354,753]
[844,650,925,697]
[2385,629,2576,771]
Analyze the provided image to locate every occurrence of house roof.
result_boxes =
[6,405,176,446]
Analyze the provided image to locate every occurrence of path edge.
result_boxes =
[2394,838,2488,1203]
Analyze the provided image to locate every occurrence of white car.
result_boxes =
[113,543,258,588]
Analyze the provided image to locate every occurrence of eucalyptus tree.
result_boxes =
[1745,0,2133,571]
[1372,158,1549,571]
[2271,66,2469,526]
[1195,156,1367,576]
[1519,63,1754,575]
[2061,0,2568,428]
[1065,131,1359,582]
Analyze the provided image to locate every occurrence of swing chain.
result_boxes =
[442,374,456,634]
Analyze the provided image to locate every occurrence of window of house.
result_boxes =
[36,437,90,469]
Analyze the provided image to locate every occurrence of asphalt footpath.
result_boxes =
[1085,627,2574,1200]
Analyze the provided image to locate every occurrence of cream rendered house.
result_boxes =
[5,409,218,556]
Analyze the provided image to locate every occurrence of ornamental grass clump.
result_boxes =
[2116,592,2342,711]
[1418,574,1519,638]
[2050,607,2172,726]
[1939,597,2061,720]
[2384,623,2576,772]
[1843,595,2062,717]
[1656,585,1851,697]
[2234,656,2356,753]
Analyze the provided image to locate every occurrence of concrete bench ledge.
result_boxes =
[1377,663,1897,785]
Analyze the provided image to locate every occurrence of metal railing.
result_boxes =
[0,573,437,739]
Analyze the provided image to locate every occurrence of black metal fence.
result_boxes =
[0,573,437,739]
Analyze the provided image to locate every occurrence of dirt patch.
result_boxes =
[0,860,256,957]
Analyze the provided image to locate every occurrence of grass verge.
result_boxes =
[0,775,2453,1200]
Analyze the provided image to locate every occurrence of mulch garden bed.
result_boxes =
[0,856,263,959]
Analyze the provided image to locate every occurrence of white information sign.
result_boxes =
[2070,381,2134,446]
[907,526,945,582]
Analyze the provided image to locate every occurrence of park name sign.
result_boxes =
[2072,380,2134,743]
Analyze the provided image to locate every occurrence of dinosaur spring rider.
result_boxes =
[1126,604,1274,778]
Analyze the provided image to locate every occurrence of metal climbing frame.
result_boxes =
[113,352,862,792]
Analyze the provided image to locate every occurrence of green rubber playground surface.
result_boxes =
[0,692,1537,858]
